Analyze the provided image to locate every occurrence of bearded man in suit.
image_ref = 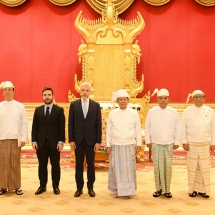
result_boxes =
[69,82,102,198]
[32,87,65,195]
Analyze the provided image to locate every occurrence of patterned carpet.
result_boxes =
[1,150,215,215]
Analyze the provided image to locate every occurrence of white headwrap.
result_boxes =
[0,81,14,89]
[186,89,204,103]
[157,88,169,97]
[112,89,129,102]
[151,88,169,97]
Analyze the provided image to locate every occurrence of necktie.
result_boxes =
[46,107,50,118]
[83,100,87,118]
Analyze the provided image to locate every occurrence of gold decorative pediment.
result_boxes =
[74,0,145,100]
[49,0,76,6]
[144,0,171,6]
[0,0,26,7]
[195,0,215,6]
[86,0,134,15]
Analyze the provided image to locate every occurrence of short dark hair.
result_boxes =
[42,87,54,95]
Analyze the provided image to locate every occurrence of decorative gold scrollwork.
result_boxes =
[0,0,26,7]
[49,0,76,6]
[86,0,134,15]
[195,0,215,6]
[74,0,145,100]
[144,0,171,6]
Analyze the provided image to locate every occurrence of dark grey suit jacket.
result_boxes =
[31,104,65,149]
[68,99,102,145]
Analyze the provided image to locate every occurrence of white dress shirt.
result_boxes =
[145,106,180,145]
[181,105,215,145]
[106,107,142,147]
[0,100,28,146]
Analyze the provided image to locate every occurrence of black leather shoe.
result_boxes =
[74,189,83,197]
[88,189,95,197]
[35,186,46,195]
[53,186,60,195]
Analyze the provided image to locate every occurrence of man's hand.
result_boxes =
[107,147,111,154]
[20,142,25,147]
[57,144,64,152]
[94,143,100,152]
[173,145,179,150]
[183,144,189,151]
[147,143,152,149]
[70,142,76,150]
[32,143,38,150]
[210,145,215,152]
[136,146,141,154]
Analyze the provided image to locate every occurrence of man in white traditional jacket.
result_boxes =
[106,89,142,198]
[0,81,28,196]
[181,90,215,198]
[145,88,180,198]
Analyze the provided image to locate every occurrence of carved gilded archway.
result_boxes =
[74,0,145,100]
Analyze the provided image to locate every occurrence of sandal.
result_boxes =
[164,192,172,198]
[198,192,209,198]
[0,189,7,195]
[15,189,23,195]
[189,191,197,197]
[153,190,162,197]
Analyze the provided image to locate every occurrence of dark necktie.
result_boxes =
[46,107,50,118]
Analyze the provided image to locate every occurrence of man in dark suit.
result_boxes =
[69,82,102,198]
[32,87,65,195]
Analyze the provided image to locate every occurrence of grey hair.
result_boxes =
[80,82,91,89]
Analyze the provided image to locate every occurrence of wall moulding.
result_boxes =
[49,0,76,6]
[1,0,215,8]
[86,0,134,14]
[144,0,171,6]
[195,0,215,6]
[0,0,26,7]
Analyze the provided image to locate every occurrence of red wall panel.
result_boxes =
[0,0,215,102]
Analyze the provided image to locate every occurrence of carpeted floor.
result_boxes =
[1,150,215,215]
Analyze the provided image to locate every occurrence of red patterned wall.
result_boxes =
[0,0,215,102]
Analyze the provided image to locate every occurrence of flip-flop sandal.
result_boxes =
[189,191,197,197]
[153,190,162,197]
[164,192,172,198]
[0,189,7,195]
[15,189,23,195]
[198,192,209,198]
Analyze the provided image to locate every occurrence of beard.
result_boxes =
[44,98,53,104]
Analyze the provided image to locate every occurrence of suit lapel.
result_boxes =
[40,105,46,119]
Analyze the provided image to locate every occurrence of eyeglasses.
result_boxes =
[193,95,204,99]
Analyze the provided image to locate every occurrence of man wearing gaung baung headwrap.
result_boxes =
[106,89,142,198]
[0,81,28,196]
[182,89,215,198]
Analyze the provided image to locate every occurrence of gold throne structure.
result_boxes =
[74,0,145,100]
[67,0,152,163]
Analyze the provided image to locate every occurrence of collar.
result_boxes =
[81,98,89,103]
[44,103,53,109]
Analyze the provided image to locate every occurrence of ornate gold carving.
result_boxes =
[0,0,26,7]
[144,0,171,6]
[49,0,76,6]
[86,0,134,15]
[74,0,145,100]
[195,0,215,6]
